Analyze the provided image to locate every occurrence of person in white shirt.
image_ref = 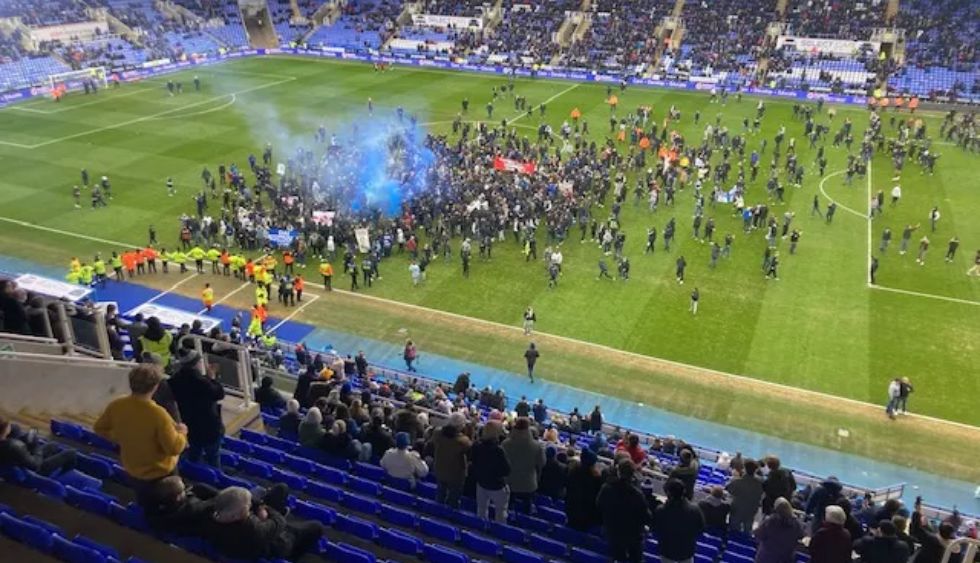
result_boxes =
[409,262,421,286]
[380,432,429,487]
[885,378,902,419]
[890,185,901,206]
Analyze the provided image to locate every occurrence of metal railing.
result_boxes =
[176,333,256,409]
[941,538,980,563]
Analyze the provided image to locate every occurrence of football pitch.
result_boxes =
[0,56,977,456]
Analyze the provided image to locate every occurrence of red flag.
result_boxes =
[493,156,536,174]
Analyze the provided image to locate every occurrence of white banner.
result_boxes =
[411,13,484,30]
[124,303,221,332]
[30,22,105,44]
[312,210,335,226]
[354,228,371,253]
[15,274,92,301]
[776,36,880,57]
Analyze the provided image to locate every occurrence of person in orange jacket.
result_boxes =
[134,248,147,275]
[293,275,304,302]
[283,250,295,275]
[142,247,158,274]
[245,259,255,283]
[220,249,231,276]
[121,250,138,278]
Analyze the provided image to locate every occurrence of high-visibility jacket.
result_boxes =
[202,287,214,304]
[206,248,220,262]
[140,332,173,365]
[247,317,263,337]
[255,286,267,305]
[188,247,206,261]
[254,265,265,281]
[122,252,138,271]
[70,258,81,272]
[319,262,333,276]
[65,270,81,284]
[245,260,255,277]
[110,255,122,269]
[93,259,106,275]
[171,251,186,264]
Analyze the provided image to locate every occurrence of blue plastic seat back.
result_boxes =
[223,438,254,455]
[460,530,501,557]
[379,504,417,528]
[292,500,336,526]
[420,516,458,542]
[348,476,381,497]
[74,535,121,561]
[306,481,344,503]
[530,532,567,558]
[313,464,348,486]
[180,462,219,486]
[341,493,380,516]
[503,545,545,563]
[380,486,414,508]
[424,543,469,563]
[51,420,85,441]
[66,486,112,516]
[55,469,102,491]
[571,547,606,563]
[269,467,306,490]
[335,542,376,563]
[252,444,285,465]
[0,513,54,552]
[352,462,386,482]
[284,454,314,475]
[25,470,67,499]
[76,454,114,480]
[52,534,107,563]
[239,428,267,445]
[377,528,422,555]
[334,514,377,542]
[489,521,527,544]
[239,457,274,479]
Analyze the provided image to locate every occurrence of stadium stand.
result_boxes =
[480,0,580,64]
[558,0,668,71]
[305,0,402,52]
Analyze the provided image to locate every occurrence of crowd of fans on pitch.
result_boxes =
[2,289,977,562]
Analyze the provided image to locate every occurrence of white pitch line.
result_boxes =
[0,77,295,150]
[145,272,199,304]
[6,87,160,115]
[507,83,581,125]
[866,160,873,284]
[869,284,980,307]
[148,94,237,121]
[267,293,321,333]
[0,215,134,246]
[817,169,865,218]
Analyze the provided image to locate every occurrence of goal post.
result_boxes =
[46,67,109,95]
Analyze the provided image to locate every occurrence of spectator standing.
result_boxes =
[599,460,653,563]
[565,449,603,531]
[94,365,187,505]
[277,399,302,438]
[698,486,732,533]
[0,281,28,334]
[896,377,914,415]
[431,413,471,508]
[810,506,853,563]
[669,448,700,499]
[653,478,705,563]
[205,486,323,561]
[524,342,540,382]
[589,405,603,433]
[380,432,429,487]
[726,459,764,533]
[168,349,225,467]
[0,416,77,476]
[910,500,958,563]
[403,340,418,372]
[539,446,568,499]
[470,420,510,522]
[762,456,797,514]
[754,497,805,563]
[502,417,546,513]
[853,521,911,563]
[805,477,844,533]
[139,316,174,367]
[885,378,902,418]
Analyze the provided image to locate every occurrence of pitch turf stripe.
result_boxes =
[145,273,200,304]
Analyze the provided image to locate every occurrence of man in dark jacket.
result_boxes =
[805,477,844,533]
[762,456,797,514]
[910,503,957,563]
[669,448,700,499]
[470,420,510,522]
[653,478,705,563]
[360,415,395,461]
[277,399,302,438]
[143,475,218,535]
[853,520,911,563]
[255,376,286,411]
[810,505,852,563]
[598,460,653,563]
[168,349,225,467]
[565,449,603,531]
[431,413,471,508]
[0,417,77,476]
[697,486,731,533]
[538,446,567,499]
[205,485,323,561]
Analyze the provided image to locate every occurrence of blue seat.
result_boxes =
[292,500,336,526]
[180,462,219,486]
[111,503,148,532]
[307,481,344,503]
[452,510,488,532]
[571,547,606,563]
[380,486,414,507]
[334,514,377,541]
[512,512,551,535]
[52,535,107,563]
[313,464,348,486]
[424,543,470,563]
[503,545,545,563]
[377,528,422,555]
[66,486,112,517]
[341,493,380,516]
[0,513,54,552]
[81,431,118,453]
[21,515,63,536]
[219,451,240,468]
[223,438,254,455]
[530,533,567,558]
[334,542,376,563]
[489,521,526,544]
[269,467,306,490]
[284,454,314,475]
[379,504,417,527]
[252,444,286,465]
[239,457,274,479]
[537,505,566,525]
[55,469,101,491]
[263,435,296,452]
[416,498,452,519]
[353,462,386,482]
[86,454,125,481]
[460,530,500,557]
[76,454,114,480]
[239,428,267,445]
[73,535,121,561]
[216,471,252,490]
[348,476,381,496]
[25,471,67,499]
[420,516,458,542]
[51,420,85,441]
[415,480,439,500]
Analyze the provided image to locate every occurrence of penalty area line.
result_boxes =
[869,284,980,307]
[817,170,865,219]
[268,294,321,333]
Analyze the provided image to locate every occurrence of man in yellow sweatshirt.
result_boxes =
[94,365,187,502]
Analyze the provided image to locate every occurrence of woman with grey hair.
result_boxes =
[206,485,324,560]
[298,407,325,449]
[753,497,805,563]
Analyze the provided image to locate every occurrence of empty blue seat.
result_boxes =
[420,516,458,542]
[334,542,376,563]
[239,428,267,445]
[76,454,114,480]
[334,514,377,541]
[348,476,381,497]
[73,535,121,561]
[489,521,526,544]
[341,493,380,515]
[269,467,306,490]
[56,469,102,491]
[52,534,107,563]
[252,444,286,465]
[380,486,415,507]
[284,454,314,474]
[66,486,112,517]
[111,503,148,532]
[223,438,254,455]
[530,532,567,558]
[415,480,439,500]
[537,505,566,525]
[313,464,348,486]
[216,471,252,490]
[25,471,66,499]
[51,420,85,441]
[512,512,551,534]
[452,510,487,532]
[0,513,54,552]
[263,435,296,452]
[307,481,344,503]
[180,462,219,486]
[503,545,545,563]
[460,530,500,557]
[219,451,240,468]
[377,527,422,555]
[292,499,336,525]
[424,543,469,563]
[239,457,274,479]
[416,498,452,519]
[353,462,386,482]
[571,547,607,563]
[379,504,417,527]
[86,454,125,481]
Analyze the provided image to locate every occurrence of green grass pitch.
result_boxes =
[0,55,977,426]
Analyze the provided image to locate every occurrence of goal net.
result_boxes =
[47,67,109,95]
